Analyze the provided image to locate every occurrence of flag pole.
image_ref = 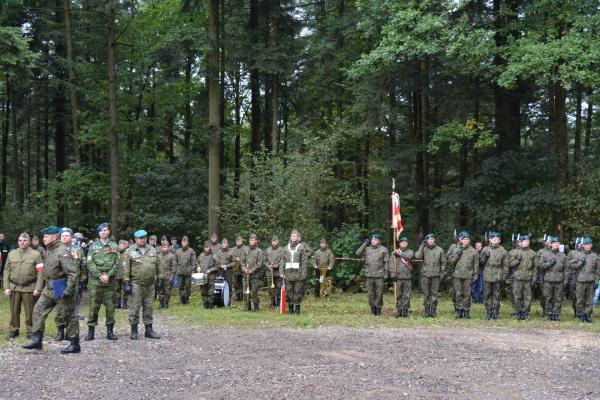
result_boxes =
[392,178,397,302]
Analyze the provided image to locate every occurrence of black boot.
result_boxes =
[106,324,118,341]
[130,325,139,340]
[424,307,430,318]
[158,299,164,309]
[144,324,160,339]
[494,309,500,320]
[395,310,402,318]
[454,309,461,319]
[6,330,19,340]
[371,306,376,315]
[585,314,593,323]
[464,310,471,319]
[555,313,561,321]
[115,295,122,309]
[254,303,260,312]
[22,331,43,350]
[431,307,437,318]
[516,311,521,321]
[61,336,81,354]
[164,300,169,309]
[403,309,409,318]
[203,301,209,309]
[55,327,65,341]
[295,305,301,315]
[84,326,95,341]
[122,298,128,309]
[523,311,529,320]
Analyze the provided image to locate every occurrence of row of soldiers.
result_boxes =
[358,231,600,322]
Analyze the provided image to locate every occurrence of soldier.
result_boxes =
[123,230,163,340]
[446,231,479,319]
[22,226,80,353]
[471,240,484,304]
[30,235,46,257]
[534,237,550,312]
[356,233,389,316]
[196,241,219,309]
[389,236,414,318]
[537,236,567,321]
[231,235,248,301]
[243,234,264,311]
[264,235,284,308]
[209,232,221,255]
[0,232,10,289]
[170,237,181,252]
[115,240,129,309]
[507,234,537,320]
[415,233,445,318]
[157,241,176,309]
[280,229,308,315]
[175,236,196,305]
[572,237,600,323]
[565,237,584,317]
[312,239,335,299]
[215,238,236,297]
[3,233,43,340]
[480,232,508,320]
[148,235,158,248]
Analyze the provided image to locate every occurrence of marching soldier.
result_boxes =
[215,238,236,296]
[115,240,129,309]
[264,235,284,308]
[196,241,219,309]
[85,223,119,341]
[231,235,248,301]
[572,237,600,323]
[157,241,176,309]
[3,233,43,340]
[446,231,478,319]
[565,238,584,317]
[480,232,508,320]
[415,233,445,318]
[22,226,80,353]
[243,234,264,311]
[175,236,196,305]
[356,233,389,316]
[280,229,308,315]
[312,239,335,299]
[507,234,536,320]
[389,236,414,318]
[123,230,164,340]
[538,236,567,321]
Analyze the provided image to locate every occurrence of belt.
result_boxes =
[10,278,36,286]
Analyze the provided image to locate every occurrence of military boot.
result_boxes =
[295,305,301,315]
[523,311,529,320]
[395,310,402,318]
[164,300,169,309]
[130,325,139,340]
[6,330,19,340]
[84,326,95,341]
[585,314,593,323]
[494,309,500,320]
[431,307,437,318]
[288,304,295,314]
[115,295,122,309]
[371,306,376,315]
[464,310,471,319]
[61,336,81,354]
[144,324,160,339]
[454,309,461,319]
[254,303,260,312]
[22,330,43,350]
[106,324,118,340]
[55,327,65,341]
[423,307,430,318]
[403,309,409,318]
[122,297,128,309]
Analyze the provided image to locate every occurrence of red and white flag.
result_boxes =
[391,192,404,235]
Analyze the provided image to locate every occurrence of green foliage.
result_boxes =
[330,223,365,292]
[428,120,496,155]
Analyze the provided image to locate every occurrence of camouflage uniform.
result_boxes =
[86,240,119,330]
[388,248,414,316]
[480,245,508,318]
[264,244,284,306]
[157,250,176,307]
[312,247,335,298]
[280,241,308,313]
[539,247,567,319]
[175,246,196,304]
[55,246,86,334]
[215,246,236,295]
[447,245,479,316]
[244,245,264,310]
[415,244,445,316]
[565,247,583,316]
[115,250,129,308]
[534,246,550,311]
[231,244,248,300]
[570,249,600,320]
[507,246,536,318]
[196,248,218,308]
[356,241,389,314]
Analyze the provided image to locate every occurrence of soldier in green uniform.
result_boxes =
[209,232,221,255]
[158,241,176,309]
[312,239,335,299]
[115,240,129,309]
[356,233,389,316]
[280,229,308,315]
[175,236,196,305]
[264,235,284,308]
[243,233,264,311]
[22,226,80,353]
[215,238,236,297]
[538,236,567,321]
[507,234,537,320]
[572,237,600,323]
[196,241,218,309]
[85,223,119,341]
[3,233,44,340]
[231,235,248,301]
[30,235,46,257]
[534,237,550,312]
[565,237,584,317]
[389,236,414,318]
[446,231,479,319]
[480,232,508,320]
[415,233,445,318]
[123,230,163,340]
[149,235,158,248]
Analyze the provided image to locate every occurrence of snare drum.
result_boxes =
[213,277,231,307]
[192,272,207,286]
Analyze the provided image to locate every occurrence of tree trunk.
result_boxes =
[552,80,568,239]
[207,0,221,235]
[415,57,431,234]
[573,84,582,174]
[55,0,67,225]
[249,0,261,155]
[184,50,193,159]
[1,78,10,208]
[271,76,278,154]
[584,88,593,157]
[63,0,81,164]
[233,64,241,199]
[107,0,120,237]
[11,86,23,207]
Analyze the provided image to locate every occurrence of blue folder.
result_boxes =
[52,278,68,299]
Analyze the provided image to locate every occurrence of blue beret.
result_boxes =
[399,236,408,242]
[96,222,109,232]
[489,232,501,239]
[41,226,61,235]
[425,233,435,239]
[581,237,592,244]
[60,227,73,235]
[458,231,470,239]
[134,230,148,238]
[371,233,382,240]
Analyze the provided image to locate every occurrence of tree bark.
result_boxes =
[63,0,82,164]
[249,0,261,155]
[107,0,120,237]
[207,0,221,235]
[11,86,23,207]
[184,50,193,159]
[584,88,593,157]
[233,64,241,199]
[1,78,10,208]
[552,80,568,239]
[573,84,582,174]
[54,0,67,225]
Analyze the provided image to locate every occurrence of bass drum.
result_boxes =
[213,277,231,307]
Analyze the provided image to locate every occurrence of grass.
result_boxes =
[1,288,599,347]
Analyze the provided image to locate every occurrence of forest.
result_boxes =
[1,0,599,251]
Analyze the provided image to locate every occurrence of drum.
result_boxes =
[192,272,207,286]
[213,277,231,307]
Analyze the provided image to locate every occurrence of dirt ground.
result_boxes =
[0,314,599,400]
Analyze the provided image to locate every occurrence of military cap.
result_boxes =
[60,227,73,235]
[582,237,593,244]
[149,235,157,241]
[458,231,470,239]
[291,229,300,235]
[181,235,189,241]
[371,233,382,239]
[271,235,279,241]
[249,233,258,240]
[204,241,212,248]
[399,236,408,242]
[425,233,435,239]
[548,236,560,243]
[170,236,177,241]
[96,222,109,232]
[236,234,243,241]
[74,232,84,239]
[42,226,61,235]
[518,234,530,241]
[488,231,501,239]
[134,230,148,238]
[31,234,39,240]
[320,238,327,244]
[221,238,229,243]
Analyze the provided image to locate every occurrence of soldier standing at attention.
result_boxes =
[231,235,248,301]
[446,231,479,319]
[30,235,46,257]
[565,238,584,317]
[196,241,218,309]
[209,232,221,255]
[539,236,567,321]
[572,237,600,323]
[415,233,445,318]
[356,233,389,316]
[215,238,236,296]
[157,241,176,309]
[264,235,284,308]
[243,234,264,311]
[280,229,308,315]
[22,226,80,354]
[148,235,158,248]
[123,230,163,340]
[507,235,537,320]
[534,237,550,312]
[312,239,335,299]
[471,240,484,304]
[390,236,414,318]
[115,240,129,309]
[170,237,181,252]
[175,236,196,305]
[480,232,508,320]
[3,233,43,340]
[84,223,119,341]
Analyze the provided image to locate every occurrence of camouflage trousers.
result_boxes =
[158,279,173,302]
[55,290,81,328]
[512,279,532,313]
[9,291,36,334]
[129,283,155,326]
[286,279,306,305]
[115,278,129,304]
[576,281,595,316]
[395,279,411,310]
[266,270,282,304]
[233,272,244,299]
[366,277,384,308]
[200,278,216,306]
[178,274,191,300]
[32,289,79,338]
[244,274,262,306]
[87,283,116,327]
[453,278,472,311]
[543,281,563,315]
[566,284,577,315]
[484,281,503,311]
[420,276,440,309]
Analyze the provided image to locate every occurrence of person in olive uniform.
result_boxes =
[22,226,80,354]
[209,233,221,255]
[157,241,176,309]
[280,229,308,315]
[175,236,196,305]
[534,237,550,312]
[538,236,567,321]
[312,239,335,299]
[196,241,219,309]
[565,237,584,317]
[507,234,537,320]
[446,231,479,319]
[3,233,43,339]
[356,233,389,316]
[115,240,129,309]
[123,230,164,340]
[389,236,414,318]
[231,235,248,301]
[480,232,508,320]
[215,238,236,297]
[243,234,264,311]
[85,223,119,341]
[415,233,445,318]
[571,237,600,323]
[264,235,284,308]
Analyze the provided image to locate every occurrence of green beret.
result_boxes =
[581,237,592,244]
[60,227,73,235]
[425,233,435,239]
[518,234,530,241]
[42,226,61,235]
[548,236,560,243]
[371,233,382,240]
[458,231,470,239]
[271,235,279,241]
[399,236,408,242]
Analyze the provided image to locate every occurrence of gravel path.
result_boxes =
[0,316,599,400]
